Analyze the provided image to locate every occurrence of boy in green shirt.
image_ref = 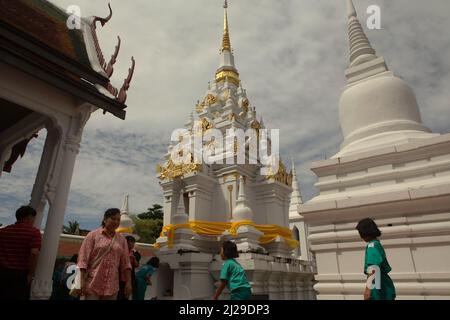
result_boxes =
[356,218,396,300]
[213,241,252,300]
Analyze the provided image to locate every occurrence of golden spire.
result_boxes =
[221,0,231,52]
[215,0,240,86]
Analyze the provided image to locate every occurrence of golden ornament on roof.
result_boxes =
[205,94,217,106]
[201,117,214,132]
[157,153,202,181]
[251,120,261,130]
[241,98,249,113]
[196,101,206,113]
[264,160,293,186]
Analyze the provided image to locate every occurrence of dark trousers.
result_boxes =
[118,277,137,300]
[0,267,30,300]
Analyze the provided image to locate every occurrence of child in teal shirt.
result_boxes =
[134,257,159,300]
[213,241,252,300]
[356,218,396,300]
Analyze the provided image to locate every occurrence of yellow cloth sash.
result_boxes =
[157,220,299,249]
[116,227,134,234]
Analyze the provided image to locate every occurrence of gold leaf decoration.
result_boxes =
[157,154,202,181]
[264,160,293,186]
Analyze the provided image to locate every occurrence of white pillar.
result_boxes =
[30,125,59,228]
[298,221,311,261]
[31,136,80,299]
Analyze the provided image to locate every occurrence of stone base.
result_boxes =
[210,252,316,300]
[155,252,215,300]
[263,235,295,258]
[153,241,316,300]
[30,278,53,300]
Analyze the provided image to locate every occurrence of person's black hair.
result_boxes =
[356,218,382,240]
[222,240,239,259]
[70,254,78,263]
[101,208,121,227]
[147,257,160,268]
[16,205,37,221]
[126,236,136,243]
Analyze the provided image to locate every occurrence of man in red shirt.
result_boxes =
[0,206,42,300]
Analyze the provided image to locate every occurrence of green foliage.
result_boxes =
[138,204,163,220]
[63,220,80,235]
[131,215,163,244]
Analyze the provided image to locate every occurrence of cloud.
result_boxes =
[1,0,449,229]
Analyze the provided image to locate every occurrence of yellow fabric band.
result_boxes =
[157,220,299,249]
[116,227,134,234]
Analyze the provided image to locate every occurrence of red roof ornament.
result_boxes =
[90,3,114,73]
[105,36,121,78]
[92,2,113,28]
[3,134,38,173]
[117,57,135,104]
[107,82,118,98]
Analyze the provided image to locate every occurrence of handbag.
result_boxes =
[69,235,116,297]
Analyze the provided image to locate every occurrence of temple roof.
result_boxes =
[0,0,135,119]
[1,0,91,67]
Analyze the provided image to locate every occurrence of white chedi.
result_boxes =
[117,194,140,241]
[231,176,253,221]
[172,193,189,225]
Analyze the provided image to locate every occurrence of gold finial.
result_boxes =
[221,0,231,52]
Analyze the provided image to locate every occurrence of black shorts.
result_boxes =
[0,266,30,300]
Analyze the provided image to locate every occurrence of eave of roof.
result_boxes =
[0,35,126,119]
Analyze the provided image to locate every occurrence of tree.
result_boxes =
[132,204,164,244]
[138,204,163,220]
[63,220,80,235]
[132,216,163,244]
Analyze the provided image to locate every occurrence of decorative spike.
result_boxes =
[347,0,377,66]
[107,82,118,97]
[236,176,246,204]
[117,57,136,104]
[93,3,113,28]
[347,0,356,18]
[221,0,231,52]
[289,158,303,212]
[176,192,186,215]
[121,194,129,214]
[105,36,121,78]
[90,3,113,74]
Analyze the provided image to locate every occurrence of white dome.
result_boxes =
[119,213,134,229]
[339,73,430,149]
[232,204,253,221]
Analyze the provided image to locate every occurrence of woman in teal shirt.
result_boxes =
[356,218,396,300]
[213,241,252,300]
[134,257,159,300]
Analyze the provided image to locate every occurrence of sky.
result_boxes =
[1,0,449,230]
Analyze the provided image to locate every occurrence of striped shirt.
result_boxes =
[0,221,42,271]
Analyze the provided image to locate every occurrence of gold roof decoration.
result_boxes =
[220,88,232,102]
[251,120,261,130]
[196,94,217,114]
[264,160,293,187]
[157,153,202,181]
[221,0,231,53]
[201,117,214,132]
[215,1,240,86]
[195,100,205,114]
[215,71,240,86]
[205,94,217,106]
[241,98,250,113]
